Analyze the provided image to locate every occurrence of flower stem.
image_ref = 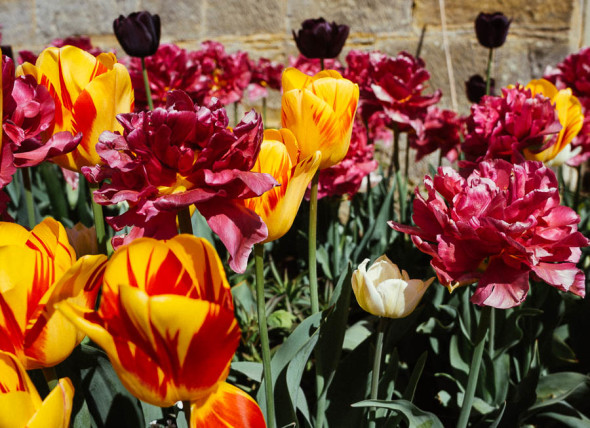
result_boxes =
[309,170,320,314]
[42,366,59,392]
[141,57,154,111]
[183,401,191,427]
[88,183,108,255]
[387,123,400,179]
[262,97,267,127]
[457,305,491,428]
[485,48,494,96]
[368,318,387,428]
[21,167,36,229]
[320,58,325,71]
[254,243,275,428]
[177,206,193,235]
[404,134,410,180]
[234,102,239,127]
[574,164,582,211]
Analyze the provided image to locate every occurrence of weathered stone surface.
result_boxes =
[203,0,286,37]
[413,0,574,29]
[142,0,204,41]
[0,0,37,50]
[288,0,412,35]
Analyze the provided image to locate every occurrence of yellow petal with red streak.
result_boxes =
[27,378,74,428]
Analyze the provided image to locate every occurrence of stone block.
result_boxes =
[0,0,37,50]
[288,0,412,35]
[142,0,204,41]
[203,0,286,37]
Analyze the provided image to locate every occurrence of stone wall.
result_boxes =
[0,0,586,123]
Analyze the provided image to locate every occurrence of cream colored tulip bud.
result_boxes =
[352,255,434,318]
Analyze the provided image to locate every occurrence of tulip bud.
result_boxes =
[474,12,511,49]
[352,256,434,318]
[113,11,161,58]
[465,74,495,103]
[293,17,349,59]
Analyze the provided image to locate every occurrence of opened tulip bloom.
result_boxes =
[522,79,584,164]
[243,128,321,242]
[0,351,74,428]
[56,235,265,426]
[390,160,588,308]
[353,256,434,318]
[0,218,106,369]
[18,45,134,171]
[281,67,359,169]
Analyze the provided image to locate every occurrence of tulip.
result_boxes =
[465,74,495,103]
[243,128,321,242]
[293,18,350,59]
[56,235,265,425]
[17,45,134,171]
[474,12,511,49]
[281,67,359,170]
[523,79,584,164]
[0,351,74,428]
[0,218,106,369]
[113,11,161,58]
[352,256,434,318]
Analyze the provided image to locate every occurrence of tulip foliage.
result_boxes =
[0,9,589,428]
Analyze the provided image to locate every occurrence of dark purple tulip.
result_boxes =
[293,17,350,59]
[465,74,495,103]
[475,12,511,49]
[113,11,161,58]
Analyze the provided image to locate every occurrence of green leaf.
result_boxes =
[530,372,590,412]
[402,351,428,402]
[267,309,296,330]
[231,361,263,383]
[352,399,444,428]
[343,320,372,351]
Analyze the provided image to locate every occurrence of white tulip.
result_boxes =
[352,255,434,318]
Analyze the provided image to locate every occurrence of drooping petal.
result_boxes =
[191,382,266,428]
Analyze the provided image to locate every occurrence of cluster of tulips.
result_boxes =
[0,7,589,428]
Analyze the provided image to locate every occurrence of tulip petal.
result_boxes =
[0,221,30,246]
[0,351,42,426]
[27,378,74,428]
[197,199,268,273]
[191,382,266,428]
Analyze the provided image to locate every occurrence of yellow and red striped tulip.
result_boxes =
[243,128,320,242]
[281,67,359,170]
[0,351,74,428]
[0,218,106,369]
[523,78,584,164]
[17,45,134,171]
[56,235,266,426]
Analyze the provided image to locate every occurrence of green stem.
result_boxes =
[177,206,193,235]
[262,97,267,127]
[368,318,387,428]
[141,57,154,111]
[309,171,320,314]
[387,123,400,179]
[254,244,275,428]
[574,165,582,211]
[457,305,491,428]
[234,102,239,127]
[320,58,325,71]
[42,366,59,392]
[183,401,191,427]
[485,48,494,96]
[488,308,495,358]
[88,183,108,255]
[415,25,427,59]
[21,168,36,229]
[404,134,410,180]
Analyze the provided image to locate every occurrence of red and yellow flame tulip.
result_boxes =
[243,128,321,242]
[17,45,134,171]
[0,218,106,369]
[281,67,359,170]
[523,78,583,164]
[0,351,74,428]
[56,235,265,426]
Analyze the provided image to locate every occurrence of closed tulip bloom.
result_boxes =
[352,256,434,318]
[0,351,74,428]
[293,18,350,59]
[56,236,265,425]
[243,128,321,242]
[475,12,511,49]
[113,11,161,58]
[523,79,584,164]
[0,219,106,369]
[18,46,134,171]
[282,67,359,169]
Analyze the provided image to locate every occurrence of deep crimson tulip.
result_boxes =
[83,90,277,273]
[409,106,464,163]
[475,12,511,49]
[465,74,495,103]
[390,160,588,309]
[293,17,350,59]
[113,11,161,58]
